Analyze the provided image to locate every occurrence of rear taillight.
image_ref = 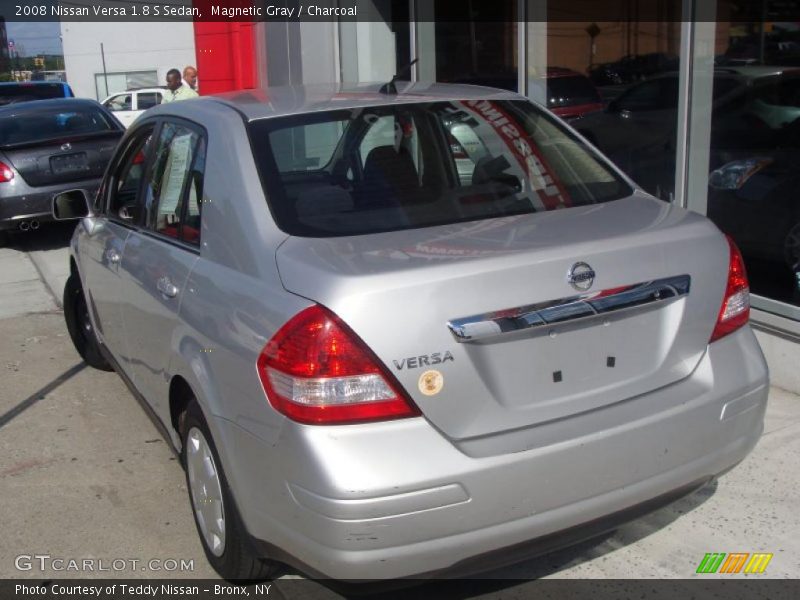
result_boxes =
[710,235,750,343]
[257,305,420,425]
[0,161,14,183]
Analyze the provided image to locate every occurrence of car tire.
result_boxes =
[0,229,9,248]
[181,400,279,582]
[63,274,113,371]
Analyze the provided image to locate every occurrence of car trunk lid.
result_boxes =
[275,194,729,440]
[1,131,121,187]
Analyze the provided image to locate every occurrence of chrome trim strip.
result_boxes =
[447,275,691,342]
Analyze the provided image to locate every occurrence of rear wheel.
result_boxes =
[63,274,112,371]
[181,400,279,582]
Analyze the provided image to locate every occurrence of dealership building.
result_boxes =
[61,0,800,392]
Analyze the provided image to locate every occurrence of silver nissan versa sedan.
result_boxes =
[53,82,769,581]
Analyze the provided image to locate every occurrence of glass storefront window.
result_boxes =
[389,0,800,319]
[432,2,518,91]
[556,16,683,202]
[704,1,800,309]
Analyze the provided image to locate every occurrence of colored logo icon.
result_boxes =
[696,552,773,574]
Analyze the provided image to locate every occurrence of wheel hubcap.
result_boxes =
[186,427,226,557]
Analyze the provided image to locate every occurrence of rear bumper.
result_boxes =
[0,179,100,229]
[214,326,768,580]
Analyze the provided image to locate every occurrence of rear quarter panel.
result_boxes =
[162,103,298,446]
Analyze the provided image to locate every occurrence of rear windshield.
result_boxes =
[0,83,68,106]
[249,99,632,237]
[547,76,601,107]
[0,105,118,146]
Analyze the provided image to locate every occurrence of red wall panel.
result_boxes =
[192,2,257,94]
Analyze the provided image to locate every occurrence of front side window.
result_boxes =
[106,126,156,223]
[105,94,132,112]
[249,100,632,237]
[143,122,206,245]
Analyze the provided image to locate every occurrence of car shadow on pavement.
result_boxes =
[274,480,718,599]
[0,363,86,429]
[4,222,77,252]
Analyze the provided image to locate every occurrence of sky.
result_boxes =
[5,22,63,56]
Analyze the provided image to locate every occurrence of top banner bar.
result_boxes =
[1,0,799,22]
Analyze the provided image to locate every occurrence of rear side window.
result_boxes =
[137,92,161,111]
[248,100,632,237]
[0,105,119,147]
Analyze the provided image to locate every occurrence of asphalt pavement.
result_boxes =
[0,223,798,597]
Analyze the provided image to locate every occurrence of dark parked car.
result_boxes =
[706,87,800,304]
[576,67,800,303]
[454,67,604,119]
[573,70,748,167]
[0,98,124,246]
[588,53,679,86]
[0,81,74,106]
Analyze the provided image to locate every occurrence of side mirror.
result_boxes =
[52,189,92,220]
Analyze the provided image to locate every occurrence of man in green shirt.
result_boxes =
[163,68,198,103]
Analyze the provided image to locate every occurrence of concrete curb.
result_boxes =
[28,250,68,309]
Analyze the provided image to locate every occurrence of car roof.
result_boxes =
[546,67,587,79]
[647,66,800,81]
[120,87,166,93]
[0,97,103,115]
[166,82,524,121]
[103,87,165,98]
[717,65,800,78]
[0,81,69,87]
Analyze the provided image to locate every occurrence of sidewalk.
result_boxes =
[26,245,71,308]
[0,247,58,319]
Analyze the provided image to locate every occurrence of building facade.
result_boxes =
[60,20,197,99]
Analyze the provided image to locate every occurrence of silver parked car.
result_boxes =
[53,83,768,581]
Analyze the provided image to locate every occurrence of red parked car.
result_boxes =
[545,67,605,120]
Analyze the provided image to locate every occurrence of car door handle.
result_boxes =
[156,276,179,299]
[105,248,121,264]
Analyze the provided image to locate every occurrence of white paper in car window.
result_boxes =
[159,133,194,215]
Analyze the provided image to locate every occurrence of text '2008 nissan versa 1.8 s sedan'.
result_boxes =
[52,82,769,582]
